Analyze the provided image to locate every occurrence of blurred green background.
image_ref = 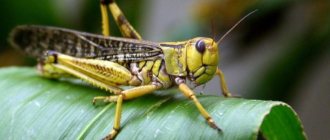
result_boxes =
[0,0,329,139]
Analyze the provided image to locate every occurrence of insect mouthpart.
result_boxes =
[190,65,217,86]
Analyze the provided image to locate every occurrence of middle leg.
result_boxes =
[98,84,162,140]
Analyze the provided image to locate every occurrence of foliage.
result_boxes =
[0,67,306,140]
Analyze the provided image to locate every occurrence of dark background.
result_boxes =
[0,0,329,139]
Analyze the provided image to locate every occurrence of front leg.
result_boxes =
[216,68,232,97]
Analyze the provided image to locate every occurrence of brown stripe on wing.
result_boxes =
[9,25,162,61]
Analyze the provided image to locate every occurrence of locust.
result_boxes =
[9,0,255,139]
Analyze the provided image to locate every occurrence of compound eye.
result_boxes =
[195,40,206,53]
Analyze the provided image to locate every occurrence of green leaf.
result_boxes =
[0,67,306,140]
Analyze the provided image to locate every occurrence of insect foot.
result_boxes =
[103,128,119,140]
[207,117,222,132]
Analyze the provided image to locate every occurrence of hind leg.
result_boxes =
[99,0,142,39]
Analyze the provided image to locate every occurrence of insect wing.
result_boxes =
[9,25,163,62]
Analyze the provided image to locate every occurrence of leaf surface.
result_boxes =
[0,67,306,140]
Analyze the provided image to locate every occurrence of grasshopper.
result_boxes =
[9,0,255,139]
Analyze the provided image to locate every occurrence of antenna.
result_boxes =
[217,9,258,45]
[211,18,216,46]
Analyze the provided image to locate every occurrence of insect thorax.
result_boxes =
[160,38,219,86]
[127,59,173,88]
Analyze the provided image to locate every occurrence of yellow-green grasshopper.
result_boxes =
[9,0,255,139]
